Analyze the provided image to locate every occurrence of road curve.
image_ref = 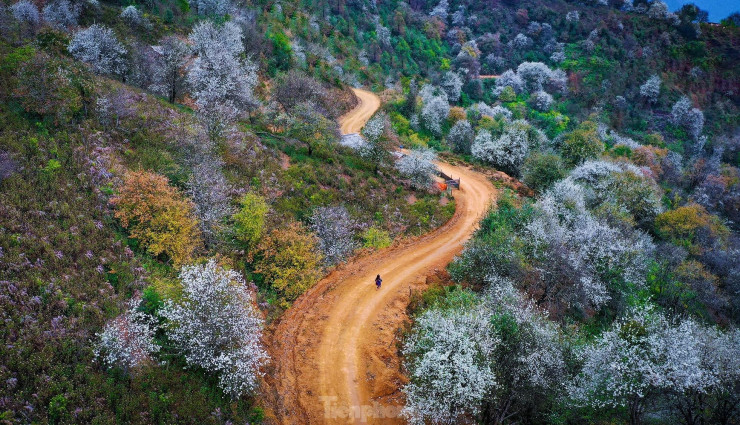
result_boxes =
[263,88,497,425]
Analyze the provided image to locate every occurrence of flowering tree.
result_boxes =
[528,90,554,111]
[570,307,740,425]
[359,113,395,173]
[420,96,450,136]
[569,305,667,425]
[119,5,138,23]
[494,69,524,95]
[160,261,267,398]
[42,0,79,31]
[402,303,497,425]
[640,75,661,104]
[192,0,229,16]
[447,119,475,154]
[10,0,39,26]
[441,71,463,102]
[68,24,128,77]
[187,21,258,137]
[396,148,438,189]
[671,96,704,140]
[95,298,160,373]
[403,278,565,425]
[517,62,553,92]
[524,179,655,311]
[429,0,448,21]
[150,36,189,103]
[569,160,663,228]
[187,155,233,246]
[309,206,356,266]
[472,120,544,176]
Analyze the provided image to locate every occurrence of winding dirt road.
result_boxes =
[263,89,497,424]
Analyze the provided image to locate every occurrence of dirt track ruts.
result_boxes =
[262,88,497,424]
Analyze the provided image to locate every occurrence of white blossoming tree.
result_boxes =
[42,0,79,31]
[150,36,189,103]
[671,96,704,141]
[10,0,39,27]
[447,119,475,154]
[68,24,128,77]
[420,96,450,136]
[640,75,661,104]
[402,278,565,425]
[396,148,438,189]
[402,303,498,425]
[569,305,667,425]
[359,113,395,173]
[159,260,268,398]
[524,179,655,311]
[471,120,545,175]
[95,297,160,373]
[529,90,554,111]
[187,21,258,137]
[186,154,233,246]
[309,206,356,266]
[441,71,463,102]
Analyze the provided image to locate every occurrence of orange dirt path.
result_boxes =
[338,88,382,135]
[262,88,497,424]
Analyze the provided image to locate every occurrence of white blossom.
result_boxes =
[429,0,448,21]
[671,96,704,140]
[509,33,532,49]
[517,61,554,92]
[192,0,229,16]
[42,0,79,30]
[375,21,391,48]
[471,120,544,175]
[570,305,666,409]
[529,90,553,111]
[402,304,498,425]
[120,5,143,26]
[150,36,189,103]
[420,96,450,136]
[396,148,438,189]
[187,21,258,136]
[447,119,474,154]
[640,75,661,104]
[403,278,565,425]
[441,71,463,102]
[95,297,160,372]
[160,260,268,398]
[187,154,233,245]
[310,206,356,266]
[525,178,655,309]
[10,0,39,25]
[68,24,128,76]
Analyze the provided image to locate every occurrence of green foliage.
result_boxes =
[267,30,294,75]
[522,152,566,193]
[362,226,392,250]
[232,192,269,250]
[560,121,604,166]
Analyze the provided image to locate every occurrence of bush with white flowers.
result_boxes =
[160,260,268,398]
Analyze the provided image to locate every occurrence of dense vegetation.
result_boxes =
[0,0,738,423]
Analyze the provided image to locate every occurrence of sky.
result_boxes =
[663,0,738,22]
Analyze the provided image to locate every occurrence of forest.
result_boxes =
[0,0,738,423]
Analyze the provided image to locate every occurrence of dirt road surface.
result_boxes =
[263,88,497,424]
[338,88,382,135]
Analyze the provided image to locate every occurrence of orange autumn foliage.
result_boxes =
[111,171,201,266]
